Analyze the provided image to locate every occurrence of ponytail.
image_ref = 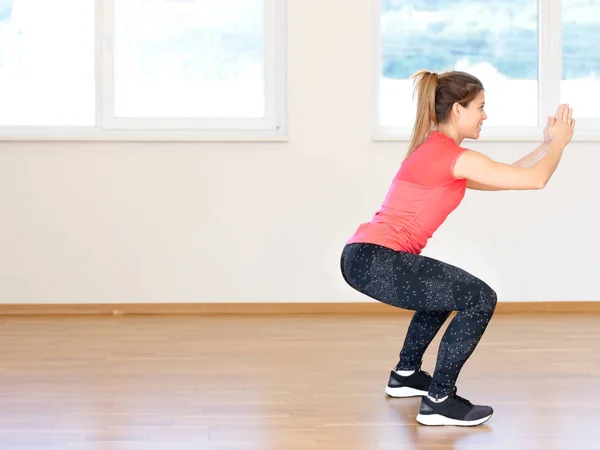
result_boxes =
[407,70,438,156]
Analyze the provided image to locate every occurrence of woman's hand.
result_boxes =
[549,104,575,147]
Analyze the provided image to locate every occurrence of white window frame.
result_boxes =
[373,0,600,142]
[0,0,288,142]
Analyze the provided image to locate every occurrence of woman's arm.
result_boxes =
[512,116,555,168]
[467,142,549,191]
[466,180,503,191]
[456,104,574,191]
[455,141,566,191]
[512,142,549,168]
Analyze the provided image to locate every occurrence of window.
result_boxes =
[0,0,287,140]
[561,0,600,123]
[376,0,600,141]
[0,0,95,127]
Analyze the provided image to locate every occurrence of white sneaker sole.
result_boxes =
[385,386,428,398]
[416,412,493,427]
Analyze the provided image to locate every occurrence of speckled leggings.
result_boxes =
[340,242,497,398]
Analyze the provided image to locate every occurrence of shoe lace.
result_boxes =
[449,387,472,406]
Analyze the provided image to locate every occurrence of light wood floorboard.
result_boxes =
[0,313,598,449]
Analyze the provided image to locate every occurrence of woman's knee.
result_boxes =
[479,283,497,314]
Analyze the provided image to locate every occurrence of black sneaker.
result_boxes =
[384,369,431,397]
[416,387,493,426]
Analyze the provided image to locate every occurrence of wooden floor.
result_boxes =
[0,312,599,449]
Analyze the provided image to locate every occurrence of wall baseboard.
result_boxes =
[0,301,598,316]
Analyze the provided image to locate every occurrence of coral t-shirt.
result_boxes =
[347,131,468,254]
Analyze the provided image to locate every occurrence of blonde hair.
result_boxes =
[407,70,484,157]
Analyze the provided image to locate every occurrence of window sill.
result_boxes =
[0,128,289,143]
[373,126,600,143]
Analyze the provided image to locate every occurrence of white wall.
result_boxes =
[0,0,598,304]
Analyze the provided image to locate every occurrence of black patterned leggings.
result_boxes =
[340,242,497,398]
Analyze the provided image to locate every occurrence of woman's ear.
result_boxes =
[453,102,461,116]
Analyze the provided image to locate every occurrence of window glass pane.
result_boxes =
[561,0,600,118]
[0,0,95,126]
[380,0,538,128]
[114,0,265,119]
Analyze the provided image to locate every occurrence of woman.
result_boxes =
[340,70,575,426]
